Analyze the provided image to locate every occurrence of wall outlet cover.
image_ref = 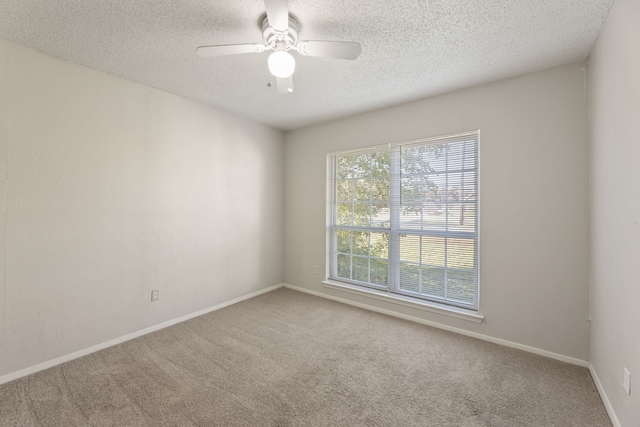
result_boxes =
[623,367,631,396]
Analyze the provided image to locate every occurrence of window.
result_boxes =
[328,131,479,310]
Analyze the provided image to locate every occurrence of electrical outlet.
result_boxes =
[623,368,631,396]
[313,265,319,274]
[151,290,159,302]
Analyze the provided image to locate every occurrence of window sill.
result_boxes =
[321,280,484,324]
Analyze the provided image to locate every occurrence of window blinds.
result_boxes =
[329,131,479,309]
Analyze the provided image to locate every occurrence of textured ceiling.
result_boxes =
[0,0,614,130]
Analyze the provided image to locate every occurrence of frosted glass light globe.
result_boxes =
[268,51,296,78]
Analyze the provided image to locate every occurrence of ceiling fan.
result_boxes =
[196,0,362,94]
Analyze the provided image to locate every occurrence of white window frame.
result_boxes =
[327,131,480,313]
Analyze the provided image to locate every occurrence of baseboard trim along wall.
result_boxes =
[589,363,622,427]
[0,283,285,386]
[2,282,593,384]
[284,283,589,368]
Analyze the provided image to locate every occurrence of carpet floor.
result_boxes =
[0,287,612,426]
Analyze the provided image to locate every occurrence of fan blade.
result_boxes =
[196,43,265,57]
[296,41,361,60]
[276,76,294,94]
[264,0,289,32]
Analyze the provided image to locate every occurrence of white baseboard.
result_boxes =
[0,283,284,386]
[284,283,589,367]
[589,363,622,427]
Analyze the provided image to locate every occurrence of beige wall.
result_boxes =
[589,0,640,424]
[0,39,284,378]
[284,62,590,361]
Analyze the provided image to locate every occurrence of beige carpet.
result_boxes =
[0,288,611,426]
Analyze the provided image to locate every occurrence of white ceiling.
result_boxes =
[0,0,614,130]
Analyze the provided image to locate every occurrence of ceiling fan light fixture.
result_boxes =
[268,51,296,78]
[196,3,361,94]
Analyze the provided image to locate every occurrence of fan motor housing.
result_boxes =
[261,14,299,50]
